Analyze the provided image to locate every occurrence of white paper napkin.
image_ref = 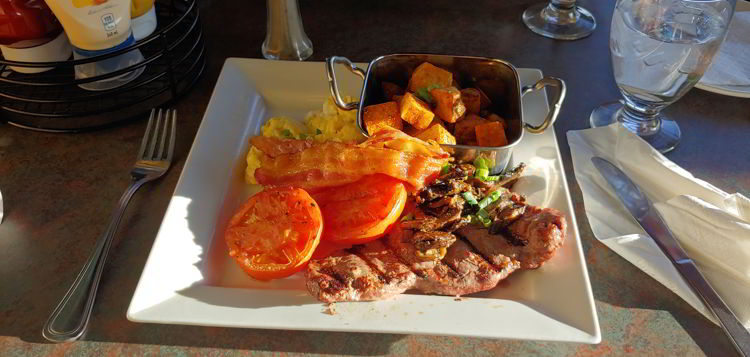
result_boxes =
[700,11,750,86]
[0,188,3,225]
[567,123,750,328]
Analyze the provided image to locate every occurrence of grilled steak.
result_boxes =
[306,232,522,301]
[306,240,416,302]
[304,162,566,303]
[456,206,566,269]
[384,228,440,271]
[305,204,565,302]
[414,239,519,295]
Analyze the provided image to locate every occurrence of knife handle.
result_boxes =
[676,261,750,357]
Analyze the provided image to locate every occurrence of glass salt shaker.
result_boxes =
[262,0,313,61]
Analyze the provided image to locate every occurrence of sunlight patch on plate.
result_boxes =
[128,196,203,315]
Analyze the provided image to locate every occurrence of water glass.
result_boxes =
[590,0,734,153]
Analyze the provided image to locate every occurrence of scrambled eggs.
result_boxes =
[245,97,365,184]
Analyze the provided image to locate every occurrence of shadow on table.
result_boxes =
[89,324,407,356]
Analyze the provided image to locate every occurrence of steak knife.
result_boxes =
[591,156,750,357]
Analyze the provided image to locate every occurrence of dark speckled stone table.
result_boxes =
[1,0,748,356]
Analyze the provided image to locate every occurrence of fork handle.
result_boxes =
[43,178,147,342]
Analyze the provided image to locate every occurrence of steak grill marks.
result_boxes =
[306,233,520,302]
[305,203,566,302]
[306,241,418,302]
[305,162,566,302]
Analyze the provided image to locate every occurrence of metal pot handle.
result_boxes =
[521,76,566,134]
[326,56,366,111]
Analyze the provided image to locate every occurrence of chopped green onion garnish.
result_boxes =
[475,168,489,181]
[462,191,478,206]
[299,133,308,139]
[416,88,433,103]
[470,215,490,227]
[316,128,323,135]
[281,129,293,138]
[415,84,441,104]
[473,156,492,171]
[474,157,501,181]
[441,163,453,174]
[478,190,502,209]
[475,209,491,227]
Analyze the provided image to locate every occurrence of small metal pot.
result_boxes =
[326,54,566,174]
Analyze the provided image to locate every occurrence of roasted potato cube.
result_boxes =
[363,101,403,135]
[475,121,508,147]
[403,123,425,137]
[478,88,492,110]
[408,62,453,92]
[382,81,405,101]
[416,122,456,145]
[400,92,434,129]
[442,120,456,134]
[461,88,482,114]
[486,113,507,130]
[430,86,466,123]
[453,114,488,143]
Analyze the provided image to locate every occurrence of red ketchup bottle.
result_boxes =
[0,0,71,73]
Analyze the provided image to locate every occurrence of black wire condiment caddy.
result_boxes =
[0,0,205,132]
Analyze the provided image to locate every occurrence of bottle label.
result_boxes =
[73,33,134,57]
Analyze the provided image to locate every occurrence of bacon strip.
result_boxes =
[360,128,449,159]
[250,136,315,158]
[252,129,450,191]
[254,141,446,191]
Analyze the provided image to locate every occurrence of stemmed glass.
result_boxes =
[590,0,735,153]
[523,0,596,40]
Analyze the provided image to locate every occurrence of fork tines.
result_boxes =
[139,108,177,162]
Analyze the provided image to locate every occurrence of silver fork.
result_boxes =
[43,109,177,342]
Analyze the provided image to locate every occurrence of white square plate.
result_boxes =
[127,58,600,343]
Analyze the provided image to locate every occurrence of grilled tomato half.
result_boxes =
[312,174,407,244]
[225,186,322,280]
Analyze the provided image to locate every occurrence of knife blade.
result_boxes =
[591,156,750,357]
